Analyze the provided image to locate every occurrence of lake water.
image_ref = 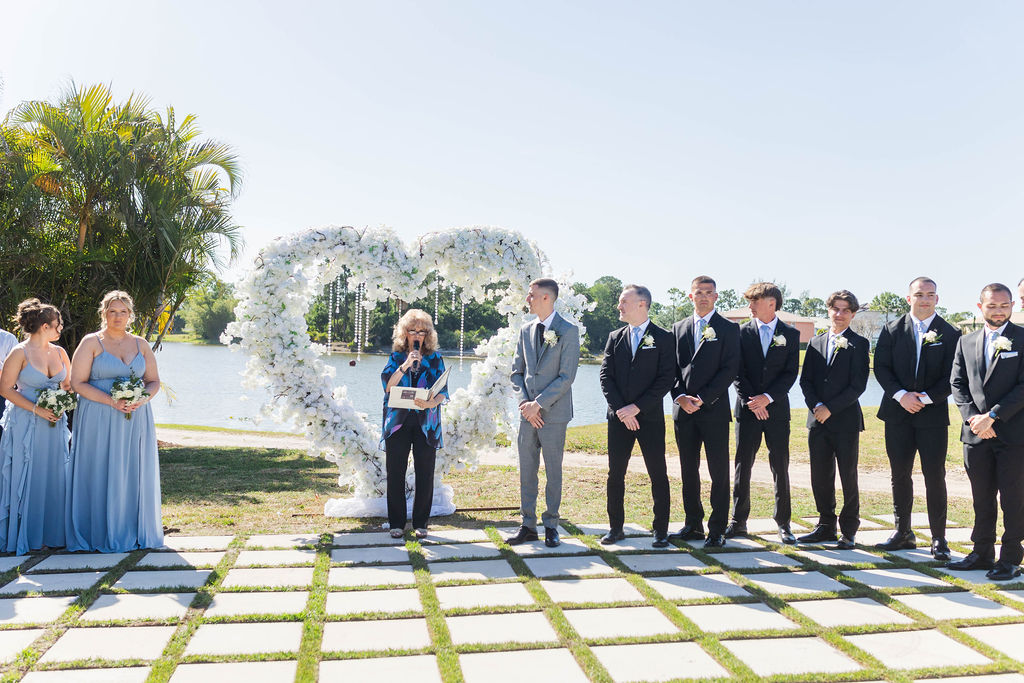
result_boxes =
[150,342,885,431]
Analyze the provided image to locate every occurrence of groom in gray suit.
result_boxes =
[509,278,581,547]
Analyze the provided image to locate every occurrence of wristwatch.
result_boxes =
[988,410,999,420]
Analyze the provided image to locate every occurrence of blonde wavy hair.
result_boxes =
[392,309,438,354]
[98,290,137,328]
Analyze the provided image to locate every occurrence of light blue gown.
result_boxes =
[66,339,163,552]
[0,364,70,555]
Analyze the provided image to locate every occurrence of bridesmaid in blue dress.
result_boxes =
[381,309,449,538]
[0,299,72,555]
[66,291,163,552]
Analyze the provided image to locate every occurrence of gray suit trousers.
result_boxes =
[517,419,567,529]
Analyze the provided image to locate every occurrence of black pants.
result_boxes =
[607,416,670,534]
[808,427,860,538]
[733,415,791,526]
[385,418,437,530]
[0,396,5,440]
[884,421,948,537]
[964,440,1024,565]
[674,417,730,537]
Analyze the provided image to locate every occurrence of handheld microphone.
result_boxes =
[411,339,421,372]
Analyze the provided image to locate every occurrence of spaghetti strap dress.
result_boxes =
[65,338,163,552]
[0,363,70,555]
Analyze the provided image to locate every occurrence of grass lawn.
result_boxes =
[159,444,976,536]
[563,404,968,473]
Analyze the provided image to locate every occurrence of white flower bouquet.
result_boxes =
[35,388,76,428]
[110,373,149,420]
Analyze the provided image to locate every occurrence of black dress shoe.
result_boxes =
[931,538,951,562]
[724,522,748,539]
[875,530,916,551]
[652,532,670,548]
[668,524,705,541]
[947,551,994,571]
[506,526,538,546]
[836,535,856,550]
[544,526,560,547]
[778,525,796,545]
[985,560,1023,581]
[600,529,626,545]
[797,525,838,544]
[703,535,726,548]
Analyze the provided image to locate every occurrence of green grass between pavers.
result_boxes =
[3,442,1021,683]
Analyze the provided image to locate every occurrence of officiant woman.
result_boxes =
[381,309,449,538]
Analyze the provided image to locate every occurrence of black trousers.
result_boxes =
[808,427,860,538]
[964,439,1024,565]
[0,396,5,440]
[674,417,730,537]
[883,421,948,537]
[607,416,670,534]
[384,418,436,530]
[733,415,791,526]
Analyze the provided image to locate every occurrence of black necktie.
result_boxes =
[536,322,545,351]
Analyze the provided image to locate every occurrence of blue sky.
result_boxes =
[3,1,1023,315]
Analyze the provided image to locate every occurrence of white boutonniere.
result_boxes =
[833,335,849,350]
[922,331,941,345]
[994,336,1013,356]
[770,334,786,348]
[640,334,655,349]
[543,329,559,347]
[701,326,716,342]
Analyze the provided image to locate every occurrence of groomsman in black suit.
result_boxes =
[669,276,740,548]
[948,283,1024,581]
[599,284,675,547]
[728,282,801,544]
[873,277,960,560]
[798,290,870,549]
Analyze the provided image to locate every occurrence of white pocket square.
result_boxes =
[1002,351,1019,358]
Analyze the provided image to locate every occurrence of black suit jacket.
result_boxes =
[951,322,1024,445]
[600,322,675,421]
[874,314,960,427]
[670,311,740,422]
[800,328,870,432]
[733,319,801,422]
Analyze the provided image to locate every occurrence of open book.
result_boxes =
[387,367,451,410]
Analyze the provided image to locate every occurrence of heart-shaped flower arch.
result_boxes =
[224,225,592,517]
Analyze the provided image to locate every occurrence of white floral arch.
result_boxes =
[224,225,591,517]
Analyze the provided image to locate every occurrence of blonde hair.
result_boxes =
[392,309,438,354]
[98,290,137,328]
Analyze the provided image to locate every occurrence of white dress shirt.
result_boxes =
[0,329,17,370]
[893,313,937,405]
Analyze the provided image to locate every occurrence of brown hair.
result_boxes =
[909,276,937,291]
[14,298,61,335]
[743,282,783,310]
[392,309,438,354]
[981,283,1012,301]
[826,290,860,312]
[98,290,136,327]
[530,278,559,299]
[691,275,716,291]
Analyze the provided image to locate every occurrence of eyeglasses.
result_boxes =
[408,330,429,336]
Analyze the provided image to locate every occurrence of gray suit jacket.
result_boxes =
[510,312,580,424]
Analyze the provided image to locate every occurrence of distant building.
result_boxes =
[958,312,1024,333]
[718,308,816,344]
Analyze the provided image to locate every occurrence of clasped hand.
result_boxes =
[967,414,997,439]
[520,400,544,429]
[616,404,640,431]
[813,404,831,423]
[675,395,703,414]
[899,392,927,414]
[746,394,770,421]
[112,397,140,414]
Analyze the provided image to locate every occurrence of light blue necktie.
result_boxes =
[697,318,706,345]
[987,330,999,369]
[631,326,641,356]
[915,321,926,371]
[760,324,772,357]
